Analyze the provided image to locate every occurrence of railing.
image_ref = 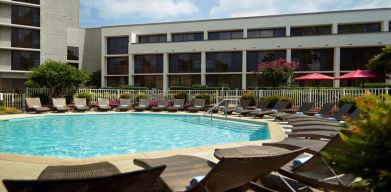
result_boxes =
[0,93,25,110]
[21,87,390,110]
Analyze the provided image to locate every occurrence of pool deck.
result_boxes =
[0,111,288,192]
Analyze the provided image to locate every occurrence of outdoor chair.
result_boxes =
[251,101,289,119]
[25,98,50,113]
[52,98,69,113]
[239,99,270,117]
[118,99,131,112]
[187,99,206,113]
[97,98,111,112]
[134,99,150,112]
[283,103,335,121]
[74,98,89,112]
[271,102,315,120]
[134,148,306,192]
[167,99,185,112]
[3,162,165,192]
[151,99,168,112]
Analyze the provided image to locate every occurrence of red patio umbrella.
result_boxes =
[295,73,335,88]
[337,70,384,87]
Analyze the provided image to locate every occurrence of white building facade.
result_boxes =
[0,0,390,91]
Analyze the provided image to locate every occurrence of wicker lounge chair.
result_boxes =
[3,162,165,192]
[151,99,168,112]
[281,103,336,122]
[252,101,289,119]
[118,99,131,111]
[289,104,353,126]
[287,130,338,140]
[263,137,328,155]
[25,98,50,113]
[167,99,185,112]
[52,98,69,113]
[134,99,150,112]
[232,99,250,117]
[290,124,342,132]
[188,99,206,113]
[134,148,306,192]
[239,99,269,117]
[97,98,111,112]
[74,98,89,112]
[271,102,314,120]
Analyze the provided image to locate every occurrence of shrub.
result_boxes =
[262,95,295,108]
[135,92,148,101]
[256,59,297,88]
[323,94,391,191]
[173,92,188,100]
[0,106,22,115]
[120,93,131,99]
[364,83,391,89]
[31,93,49,105]
[169,85,230,90]
[194,93,211,104]
[241,92,256,106]
[76,92,93,103]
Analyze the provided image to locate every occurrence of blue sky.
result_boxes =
[80,0,391,28]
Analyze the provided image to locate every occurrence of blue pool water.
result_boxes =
[0,114,270,158]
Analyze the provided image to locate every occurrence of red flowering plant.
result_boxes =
[255,59,298,88]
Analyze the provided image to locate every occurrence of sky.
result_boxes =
[80,0,391,28]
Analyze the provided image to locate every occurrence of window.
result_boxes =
[206,75,242,89]
[67,63,79,69]
[169,75,201,87]
[338,23,381,34]
[12,0,40,4]
[169,53,201,73]
[208,30,243,40]
[172,32,203,42]
[248,28,286,38]
[107,57,129,75]
[11,5,40,27]
[107,37,129,55]
[389,22,391,31]
[291,25,332,36]
[134,75,163,89]
[138,34,167,43]
[67,46,79,61]
[206,52,242,72]
[291,49,334,71]
[340,47,383,70]
[247,50,286,72]
[11,28,40,49]
[11,51,40,71]
[134,55,163,73]
[107,77,129,87]
[247,74,262,89]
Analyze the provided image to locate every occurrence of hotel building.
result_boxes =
[0,0,390,91]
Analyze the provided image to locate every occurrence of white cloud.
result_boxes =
[209,0,391,18]
[81,0,199,19]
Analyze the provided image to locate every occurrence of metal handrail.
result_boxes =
[199,99,239,122]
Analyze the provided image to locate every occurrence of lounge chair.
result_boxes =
[290,107,359,127]
[271,102,314,120]
[288,104,353,126]
[151,99,168,112]
[290,124,342,132]
[3,162,165,192]
[97,98,111,112]
[263,137,329,155]
[239,99,270,117]
[188,99,206,113]
[280,103,336,122]
[52,98,69,113]
[287,130,338,140]
[118,99,131,112]
[167,99,185,112]
[74,98,89,112]
[134,148,306,192]
[251,101,289,119]
[134,99,150,112]
[217,100,229,114]
[25,98,50,113]
[232,99,250,117]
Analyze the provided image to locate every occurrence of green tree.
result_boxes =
[323,94,391,191]
[26,60,90,98]
[86,70,102,88]
[256,59,297,88]
[368,46,391,74]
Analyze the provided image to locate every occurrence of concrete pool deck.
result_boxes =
[0,111,287,192]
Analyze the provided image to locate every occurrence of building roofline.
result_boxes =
[84,7,391,29]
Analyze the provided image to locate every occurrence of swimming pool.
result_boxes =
[0,114,270,158]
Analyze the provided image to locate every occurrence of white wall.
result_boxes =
[0,4,10,24]
[0,50,11,70]
[0,27,10,47]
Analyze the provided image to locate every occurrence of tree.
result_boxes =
[255,59,297,88]
[368,46,391,74]
[323,94,391,190]
[86,70,102,88]
[26,60,90,98]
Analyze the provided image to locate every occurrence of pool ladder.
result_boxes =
[198,99,238,122]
